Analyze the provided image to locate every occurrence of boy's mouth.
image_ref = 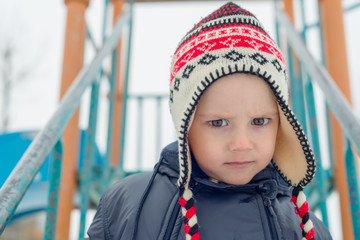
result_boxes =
[224,161,253,168]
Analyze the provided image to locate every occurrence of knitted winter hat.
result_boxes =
[169,2,316,240]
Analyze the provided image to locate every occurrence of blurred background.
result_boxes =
[0,0,360,239]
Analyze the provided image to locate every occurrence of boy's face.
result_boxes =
[188,73,279,185]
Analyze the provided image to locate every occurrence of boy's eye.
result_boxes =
[252,118,269,126]
[208,119,227,127]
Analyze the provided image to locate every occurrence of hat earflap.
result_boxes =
[177,128,200,240]
[291,185,315,240]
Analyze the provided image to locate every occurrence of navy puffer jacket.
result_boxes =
[87,142,332,240]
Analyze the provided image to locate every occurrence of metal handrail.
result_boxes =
[275,9,360,154]
[345,2,360,12]
[0,10,130,234]
[275,6,360,237]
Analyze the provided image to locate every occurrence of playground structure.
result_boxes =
[0,0,360,239]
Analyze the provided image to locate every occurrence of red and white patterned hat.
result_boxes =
[169,2,316,239]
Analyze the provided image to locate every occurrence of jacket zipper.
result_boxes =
[264,198,278,240]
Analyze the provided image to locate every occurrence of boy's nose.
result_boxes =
[228,130,254,151]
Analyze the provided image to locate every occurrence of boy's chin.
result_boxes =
[218,177,252,186]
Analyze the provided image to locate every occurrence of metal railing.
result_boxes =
[0,8,131,236]
[275,6,360,238]
[119,94,170,173]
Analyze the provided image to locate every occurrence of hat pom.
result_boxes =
[291,186,315,240]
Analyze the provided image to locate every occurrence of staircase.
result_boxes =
[0,0,359,239]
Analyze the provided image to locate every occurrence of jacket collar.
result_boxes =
[158,141,290,195]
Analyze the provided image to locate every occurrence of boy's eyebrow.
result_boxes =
[197,111,279,118]
[197,112,232,118]
[256,111,279,116]
[250,112,279,118]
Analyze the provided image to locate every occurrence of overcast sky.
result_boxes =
[0,0,359,131]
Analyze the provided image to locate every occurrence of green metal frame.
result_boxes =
[78,77,102,238]
[345,1,360,12]
[344,138,360,237]
[44,140,63,240]
[274,3,360,238]
[0,8,131,236]
[119,0,134,176]
[299,0,329,227]
[0,1,166,238]
[78,2,110,238]
[274,0,333,228]
[124,94,168,170]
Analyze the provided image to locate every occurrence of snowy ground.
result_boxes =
[1,0,360,239]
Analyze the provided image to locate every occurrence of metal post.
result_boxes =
[119,0,134,174]
[301,70,329,227]
[102,50,117,193]
[155,96,162,160]
[281,0,307,131]
[297,0,329,227]
[110,0,126,170]
[78,0,109,236]
[344,138,360,238]
[78,79,100,238]
[102,0,127,192]
[137,97,143,169]
[57,0,89,239]
[44,141,63,240]
[318,0,354,238]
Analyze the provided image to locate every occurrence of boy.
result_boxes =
[87,2,332,239]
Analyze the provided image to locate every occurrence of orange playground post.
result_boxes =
[56,0,89,239]
[318,0,354,239]
[110,0,126,167]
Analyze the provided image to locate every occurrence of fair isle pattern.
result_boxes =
[174,3,266,60]
[291,186,315,240]
[170,15,285,84]
[169,2,316,239]
[170,26,285,84]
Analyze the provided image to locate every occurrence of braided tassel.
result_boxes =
[179,188,200,240]
[291,186,315,240]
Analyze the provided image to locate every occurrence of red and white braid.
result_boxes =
[179,188,200,240]
[291,186,315,240]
